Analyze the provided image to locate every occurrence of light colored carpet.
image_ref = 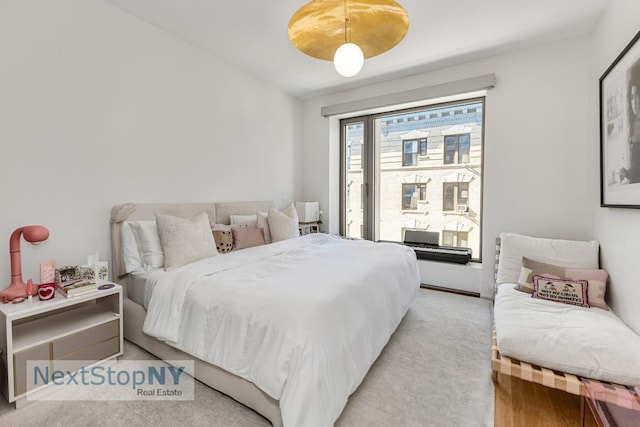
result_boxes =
[0,289,494,426]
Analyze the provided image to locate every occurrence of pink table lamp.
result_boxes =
[0,225,49,303]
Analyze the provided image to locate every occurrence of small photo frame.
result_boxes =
[55,266,81,284]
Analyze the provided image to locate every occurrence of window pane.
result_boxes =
[444,136,456,164]
[443,231,453,246]
[459,183,469,204]
[344,122,364,239]
[459,134,470,163]
[402,184,417,210]
[402,140,418,166]
[443,183,455,211]
[419,183,426,200]
[420,139,427,156]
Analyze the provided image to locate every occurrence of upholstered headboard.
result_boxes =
[110,201,273,279]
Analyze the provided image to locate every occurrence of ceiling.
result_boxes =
[104,0,611,100]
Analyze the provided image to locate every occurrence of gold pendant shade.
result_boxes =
[288,0,409,61]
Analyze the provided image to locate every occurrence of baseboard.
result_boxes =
[420,284,480,298]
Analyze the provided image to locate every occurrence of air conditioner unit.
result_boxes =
[457,204,468,213]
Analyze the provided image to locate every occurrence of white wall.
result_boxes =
[301,37,593,298]
[589,0,640,334]
[0,0,302,283]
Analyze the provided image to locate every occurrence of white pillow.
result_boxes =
[211,223,232,232]
[230,214,258,228]
[257,211,272,243]
[155,212,218,270]
[268,204,299,242]
[130,221,164,270]
[121,221,143,273]
[496,232,600,285]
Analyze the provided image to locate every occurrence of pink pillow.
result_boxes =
[232,227,266,250]
[565,268,609,310]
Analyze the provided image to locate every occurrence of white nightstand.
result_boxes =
[0,282,123,406]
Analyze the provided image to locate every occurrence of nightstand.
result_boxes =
[0,282,123,406]
[299,222,320,236]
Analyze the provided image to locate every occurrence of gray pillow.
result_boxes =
[155,212,218,270]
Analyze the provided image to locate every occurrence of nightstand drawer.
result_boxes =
[52,320,119,359]
[52,336,120,373]
[13,343,50,397]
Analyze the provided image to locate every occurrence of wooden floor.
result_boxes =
[494,373,598,427]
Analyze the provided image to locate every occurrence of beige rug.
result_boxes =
[0,288,494,426]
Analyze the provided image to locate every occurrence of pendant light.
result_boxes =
[333,0,364,77]
[288,0,409,78]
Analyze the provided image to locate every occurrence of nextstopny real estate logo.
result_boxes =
[26,359,195,401]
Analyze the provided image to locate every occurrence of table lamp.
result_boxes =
[0,225,49,303]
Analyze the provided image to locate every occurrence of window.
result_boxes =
[419,138,427,156]
[443,182,469,211]
[402,183,426,210]
[443,134,471,164]
[443,231,468,247]
[340,97,484,258]
[402,139,418,166]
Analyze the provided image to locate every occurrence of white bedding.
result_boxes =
[495,283,640,386]
[143,233,420,427]
[127,269,152,306]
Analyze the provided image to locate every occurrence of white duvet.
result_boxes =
[143,234,420,427]
[494,283,640,386]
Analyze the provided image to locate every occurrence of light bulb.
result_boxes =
[333,43,364,77]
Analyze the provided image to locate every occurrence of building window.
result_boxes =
[443,182,469,211]
[443,231,468,247]
[402,183,426,210]
[443,134,471,164]
[419,138,427,156]
[402,139,419,166]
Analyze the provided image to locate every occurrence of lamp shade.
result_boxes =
[295,201,320,223]
[288,0,409,61]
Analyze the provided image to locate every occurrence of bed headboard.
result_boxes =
[110,201,273,279]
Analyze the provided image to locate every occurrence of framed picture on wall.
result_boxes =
[600,30,640,208]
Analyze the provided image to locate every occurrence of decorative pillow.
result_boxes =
[155,212,218,270]
[257,211,272,243]
[230,214,258,228]
[516,257,610,310]
[565,268,609,310]
[497,233,600,285]
[516,257,565,294]
[212,230,233,253]
[532,275,589,307]
[268,204,299,242]
[130,221,164,270]
[232,227,266,250]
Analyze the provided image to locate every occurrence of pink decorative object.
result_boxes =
[26,278,34,297]
[0,225,49,304]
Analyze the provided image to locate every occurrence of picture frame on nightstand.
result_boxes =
[54,265,81,284]
[299,222,319,236]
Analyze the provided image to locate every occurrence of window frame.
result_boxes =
[402,139,419,166]
[339,96,485,261]
[442,182,470,212]
[401,183,427,210]
[443,134,471,165]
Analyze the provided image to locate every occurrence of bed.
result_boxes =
[491,232,640,401]
[110,202,420,427]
